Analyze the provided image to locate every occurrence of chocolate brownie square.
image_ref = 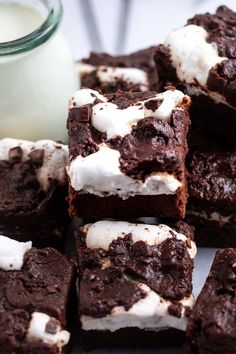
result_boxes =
[0,138,69,249]
[77,47,157,93]
[76,220,197,349]
[0,235,74,354]
[154,6,236,142]
[67,88,191,219]
[184,248,236,354]
[186,130,236,247]
[187,150,236,247]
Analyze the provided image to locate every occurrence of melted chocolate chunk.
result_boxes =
[45,318,58,334]
[144,98,163,111]
[168,303,183,318]
[105,90,156,109]
[28,149,45,168]
[9,146,23,163]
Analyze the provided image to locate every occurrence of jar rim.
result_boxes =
[0,0,63,56]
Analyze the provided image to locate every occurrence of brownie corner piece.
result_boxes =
[184,248,236,354]
[75,220,197,349]
[0,234,75,353]
[77,46,157,93]
[0,138,69,249]
[67,88,191,219]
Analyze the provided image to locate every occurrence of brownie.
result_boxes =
[184,248,236,354]
[154,6,236,142]
[77,47,157,93]
[76,220,196,349]
[0,138,69,249]
[0,235,75,354]
[67,88,191,219]
[186,137,236,247]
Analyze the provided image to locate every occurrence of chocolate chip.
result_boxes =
[131,241,153,258]
[47,285,58,294]
[9,146,23,163]
[133,117,174,141]
[168,303,183,318]
[28,149,44,168]
[79,104,92,122]
[144,98,163,112]
[186,238,192,248]
[94,98,103,105]
[164,85,176,91]
[45,318,58,334]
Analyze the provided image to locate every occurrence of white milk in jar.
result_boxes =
[0,0,78,141]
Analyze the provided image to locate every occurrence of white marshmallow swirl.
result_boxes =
[164,24,227,87]
[67,144,182,199]
[27,312,70,348]
[0,235,32,271]
[83,220,197,259]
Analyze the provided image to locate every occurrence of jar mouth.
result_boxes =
[0,0,63,56]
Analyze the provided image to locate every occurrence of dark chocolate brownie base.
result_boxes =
[189,94,236,144]
[0,185,69,250]
[68,186,187,219]
[185,131,236,247]
[186,224,236,248]
[184,248,236,354]
[82,328,185,350]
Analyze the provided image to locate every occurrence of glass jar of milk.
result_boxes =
[0,0,78,141]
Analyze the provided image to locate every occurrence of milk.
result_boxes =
[0,1,78,141]
[0,3,44,42]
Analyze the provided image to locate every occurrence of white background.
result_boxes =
[61,0,236,60]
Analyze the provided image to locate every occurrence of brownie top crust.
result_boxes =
[187,150,236,209]
[0,235,74,351]
[156,6,236,108]
[67,88,190,199]
[76,220,196,332]
[77,47,157,92]
[0,138,68,214]
[185,248,236,353]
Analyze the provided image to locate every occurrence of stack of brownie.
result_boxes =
[154,5,236,247]
[0,139,75,353]
[69,29,199,347]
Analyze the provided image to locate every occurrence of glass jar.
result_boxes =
[0,0,78,141]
